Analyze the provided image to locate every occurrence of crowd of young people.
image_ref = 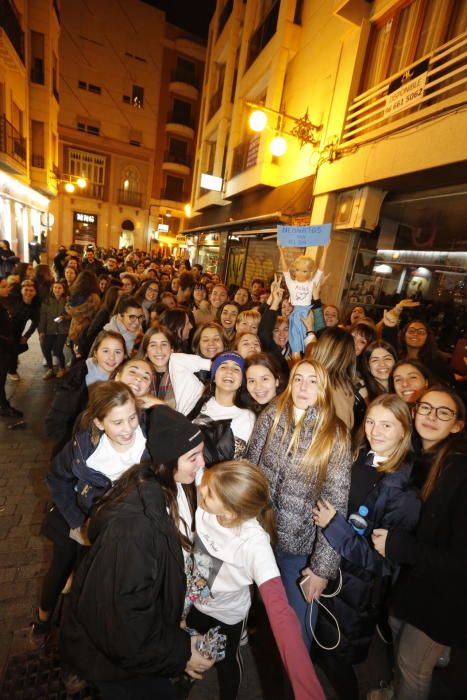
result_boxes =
[1,238,466,700]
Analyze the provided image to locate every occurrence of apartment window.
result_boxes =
[167,137,188,164]
[129,129,142,146]
[218,0,233,36]
[78,81,101,94]
[171,98,193,126]
[360,0,465,92]
[173,56,197,87]
[164,174,185,201]
[68,148,106,199]
[31,120,44,168]
[132,85,144,108]
[30,31,45,84]
[76,118,100,136]
[246,0,280,69]
[11,102,23,136]
[52,52,59,100]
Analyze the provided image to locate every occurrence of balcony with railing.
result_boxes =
[163,150,192,167]
[0,0,24,63]
[0,115,26,168]
[160,186,188,203]
[246,0,279,70]
[170,67,199,89]
[118,189,142,207]
[341,31,467,145]
[167,110,194,129]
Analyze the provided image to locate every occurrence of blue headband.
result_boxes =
[211,351,245,378]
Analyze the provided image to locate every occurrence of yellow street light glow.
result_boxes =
[184,204,192,217]
[65,182,75,193]
[270,135,287,156]
[249,109,267,132]
[77,178,87,189]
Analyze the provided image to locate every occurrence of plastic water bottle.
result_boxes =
[348,505,369,535]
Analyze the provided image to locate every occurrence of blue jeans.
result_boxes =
[276,550,318,651]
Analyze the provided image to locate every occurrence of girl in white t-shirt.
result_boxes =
[187,460,325,700]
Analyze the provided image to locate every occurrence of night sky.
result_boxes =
[142,0,216,38]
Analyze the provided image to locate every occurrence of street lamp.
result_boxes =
[54,171,88,193]
[245,100,322,153]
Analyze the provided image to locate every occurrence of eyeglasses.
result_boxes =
[415,401,457,421]
[147,287,159,293]
[407,328,427,336]
[126,314,145,322]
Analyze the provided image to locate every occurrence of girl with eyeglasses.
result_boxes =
[398,320,453,385]
[370,387,467,700]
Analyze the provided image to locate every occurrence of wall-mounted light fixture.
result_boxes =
[55,172,88,194]
[246,101,322,156]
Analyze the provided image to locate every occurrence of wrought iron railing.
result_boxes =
[117,189,142,207]
[0,115,26,166]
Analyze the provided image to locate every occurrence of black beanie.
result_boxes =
[147,405,203,464]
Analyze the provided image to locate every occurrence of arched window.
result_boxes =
[119,167,141,206]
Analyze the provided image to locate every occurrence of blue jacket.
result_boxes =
[46,426,150,531]
[315,449,421,664]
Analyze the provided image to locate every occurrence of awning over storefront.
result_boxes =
[181,174,315,236]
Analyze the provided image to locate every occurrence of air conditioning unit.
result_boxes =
[334,186,386,231]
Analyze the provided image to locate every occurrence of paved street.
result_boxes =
[0,338,465,699]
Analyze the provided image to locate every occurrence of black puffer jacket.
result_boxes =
[316,450,421,664]
[61,472,191,682]
[387,452,467,648]
[45,360,90,455]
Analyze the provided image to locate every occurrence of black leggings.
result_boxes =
[40,538,79,613]
[96,676,176,700]
[186,606,245,700]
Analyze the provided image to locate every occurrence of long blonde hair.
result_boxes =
[353,394,412,474]
[203,460,276,546]
[266,359,348,494]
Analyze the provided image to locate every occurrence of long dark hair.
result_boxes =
[360,340,398,401]
[78,380,136,445]
[417,386,467,501]
[69,269,100,298]
[398,319,441,366]
[244,352,286,413]
[158,308,189,350]
[94,460,195,551]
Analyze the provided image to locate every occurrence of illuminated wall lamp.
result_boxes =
[270,135,287,157]
[245,100,322,153]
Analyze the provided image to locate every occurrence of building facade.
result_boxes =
[187,0,466,314]
[0,0,59,261]
[49,0,205,256]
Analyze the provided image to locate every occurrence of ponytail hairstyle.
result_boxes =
[78,380,137,446]
[266,358,348,495]
[418,386,467,501]
[203,460,276,547]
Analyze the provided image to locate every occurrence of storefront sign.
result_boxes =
[277,223,332,248]
[384,59,429,117]
[74,212,96,224]
[200,173,223,191]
